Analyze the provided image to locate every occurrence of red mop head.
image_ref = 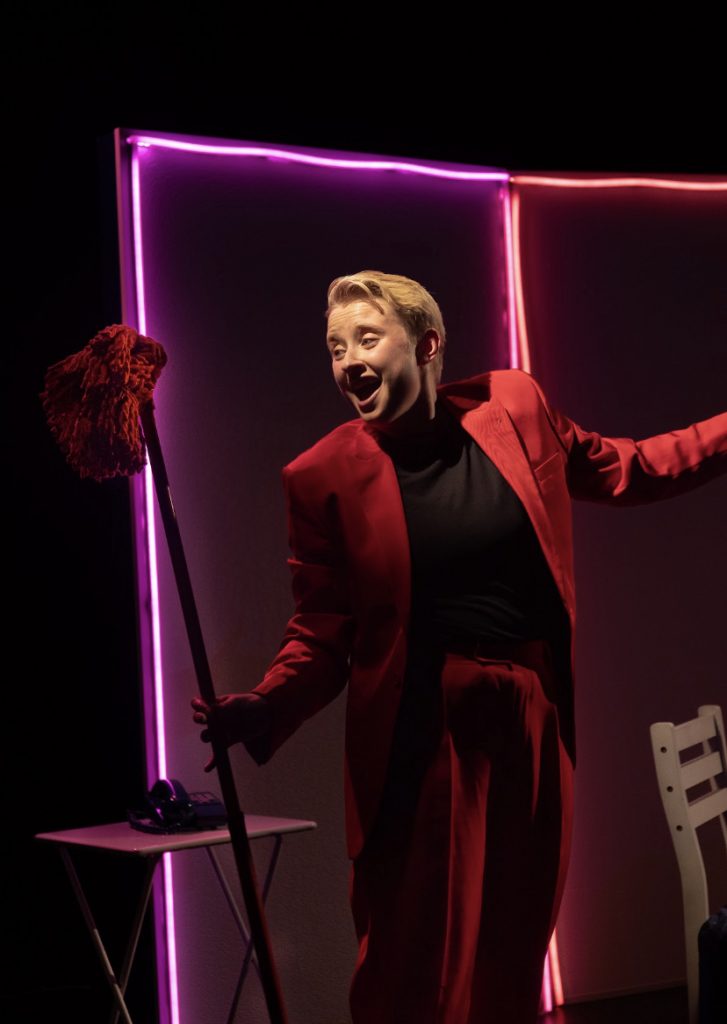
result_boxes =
[41,324,167,481]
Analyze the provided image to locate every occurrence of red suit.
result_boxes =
[245,368,727,1022]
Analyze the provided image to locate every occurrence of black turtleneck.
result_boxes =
[375,400,561,649]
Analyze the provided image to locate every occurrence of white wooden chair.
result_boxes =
[650,704,727,1024]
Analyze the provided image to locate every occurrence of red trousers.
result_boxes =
[349,640,574,1024]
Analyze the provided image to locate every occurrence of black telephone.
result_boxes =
[128,778,227,833]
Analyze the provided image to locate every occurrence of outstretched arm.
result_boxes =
[530,376,727,505]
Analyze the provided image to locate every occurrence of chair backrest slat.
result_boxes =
[687,787,727,830]
[674,715,717,751]
[681,750,724,791]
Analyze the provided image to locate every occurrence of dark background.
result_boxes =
[7,16,724,1022]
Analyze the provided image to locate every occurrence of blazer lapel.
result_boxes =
[439,389,569,607]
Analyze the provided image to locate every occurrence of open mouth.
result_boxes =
[350,379,381,407]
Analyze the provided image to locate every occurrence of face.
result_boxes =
[326,300,435,432]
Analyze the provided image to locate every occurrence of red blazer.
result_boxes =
[248,369,727,860]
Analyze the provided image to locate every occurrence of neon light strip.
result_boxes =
[541,946,553,1013]
[127,134,508,182]
[501,177,559,1007]
[512,174,727,191]
[501,181,527,372]
[549,930,564,1006]
[509,188,532,374]
[130,145,181,1024]
[131,150,167,776]
[505,174,565,1007]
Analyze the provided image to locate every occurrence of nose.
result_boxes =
[339,346,366,378]
[334,349,365,397]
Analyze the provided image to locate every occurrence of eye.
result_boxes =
[331,347,345,360]
[362,337,378,347]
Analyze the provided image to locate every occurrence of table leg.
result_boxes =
[206,834,284,1024]
[110,854,160,1024]
[59,847,135,1024]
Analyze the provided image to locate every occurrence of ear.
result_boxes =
[416,328,441,367]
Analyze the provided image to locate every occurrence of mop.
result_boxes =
[42,323,288,1024]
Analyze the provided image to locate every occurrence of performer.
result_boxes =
[192,271,727,1023]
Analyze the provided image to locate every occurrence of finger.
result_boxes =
[193,712,207,724]
[201,728,211,743]
[204,756,216,773]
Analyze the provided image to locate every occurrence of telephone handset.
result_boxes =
[128,778,227,833]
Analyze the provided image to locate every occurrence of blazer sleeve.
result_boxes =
[243,463,355,765]
[529,375,727,505]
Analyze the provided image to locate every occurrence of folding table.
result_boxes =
[36,814,317,1023]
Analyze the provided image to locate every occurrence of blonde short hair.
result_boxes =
[326,270,446,381]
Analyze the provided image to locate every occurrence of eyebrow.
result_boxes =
[326,324,385,346]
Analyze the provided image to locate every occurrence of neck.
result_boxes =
[369,383,438,441]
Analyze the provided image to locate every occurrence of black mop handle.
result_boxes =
[139,402,288,1024]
